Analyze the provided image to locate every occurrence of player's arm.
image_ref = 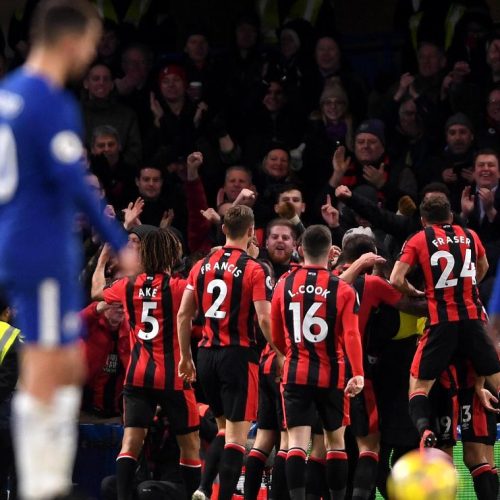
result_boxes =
[341,288,364,397]
[389,261,424,297]
[374,277,428,316]
[177,287,197,383]
[477,255,488,283]
[255,300,284,358]
[270,290,286,355]
[338,252,386,284]
[91,244,113,301]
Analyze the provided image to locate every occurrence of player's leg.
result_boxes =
[245,370,278,500]
[272,430,290,500]
[244,429,275,500]
[176,431,202,500]
[168,388,202,500]
[319,388,350,500]
[286,425,311,500]
[350,379,380,500]
[193,348,225,499]
[460,381,498,500]
[463,442,494,500]
[408,323,457,447]
[218,347,259,500]
[282,384,316,500]
[116,387,155,500]
[464,320,500,408]
[305,422,327,500]
[11,278,85,499]
[193,418,226,500]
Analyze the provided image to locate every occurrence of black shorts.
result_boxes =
[459,387,497,446]
[123,385,199,434]
[410,320,500,380]
[257,369,285,431]
[350,378,379,437]
[197,346,259,422]
[283,383,349,431]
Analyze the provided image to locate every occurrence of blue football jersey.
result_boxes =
[0,68,126,284]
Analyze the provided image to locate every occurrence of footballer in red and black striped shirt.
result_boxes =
[186,245,272,348]
[104,272,187,391]
[398,223,486,325]
[105,228,202,500]
[178,205,277,500]
[391,194,500,450]
[272,264,363,390]
[270,225,364,500]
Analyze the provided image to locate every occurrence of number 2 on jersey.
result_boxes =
[205,279,227,319]
[431,248,476,289]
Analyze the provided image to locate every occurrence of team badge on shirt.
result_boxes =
[50,130,83,164]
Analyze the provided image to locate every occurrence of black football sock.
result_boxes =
[180,459,202,500]
[305,455,326,500]
[200,430,225,495]
[326,450,348,500]
[490,466,498,498]
[116,454,137,500]
[352,451,379,500]
[272,450,290,500]
[218,443,245,500]
[470,463,494,500]
[244,448,269,500]
[286,448,307,500]
[408,391,432,436]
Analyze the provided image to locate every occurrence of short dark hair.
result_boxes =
[301,225,332,259]
[266,218,297,240]
[419,182,450,203]
[30,0,99,46]
[136,164,164,180]
[342,235,377,264]
[474,148,500,166]
[223,205,254,239]
[275,183,303,203]
[419,193,451,223]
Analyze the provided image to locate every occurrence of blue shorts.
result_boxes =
[6,273,83,346]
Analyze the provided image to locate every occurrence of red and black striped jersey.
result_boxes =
[271,265,363,388]
[398,224,486,325]
[187,246,273,348]
[103,273,186,390]
[352,274,402,336]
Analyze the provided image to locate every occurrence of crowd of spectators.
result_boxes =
[0,2,500,499]
[2,0,500,440]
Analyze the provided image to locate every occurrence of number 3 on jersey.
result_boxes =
[205,279,227,319]
[431,248,476,289]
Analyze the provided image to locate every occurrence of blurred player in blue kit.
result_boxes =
[0,1,128,498]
